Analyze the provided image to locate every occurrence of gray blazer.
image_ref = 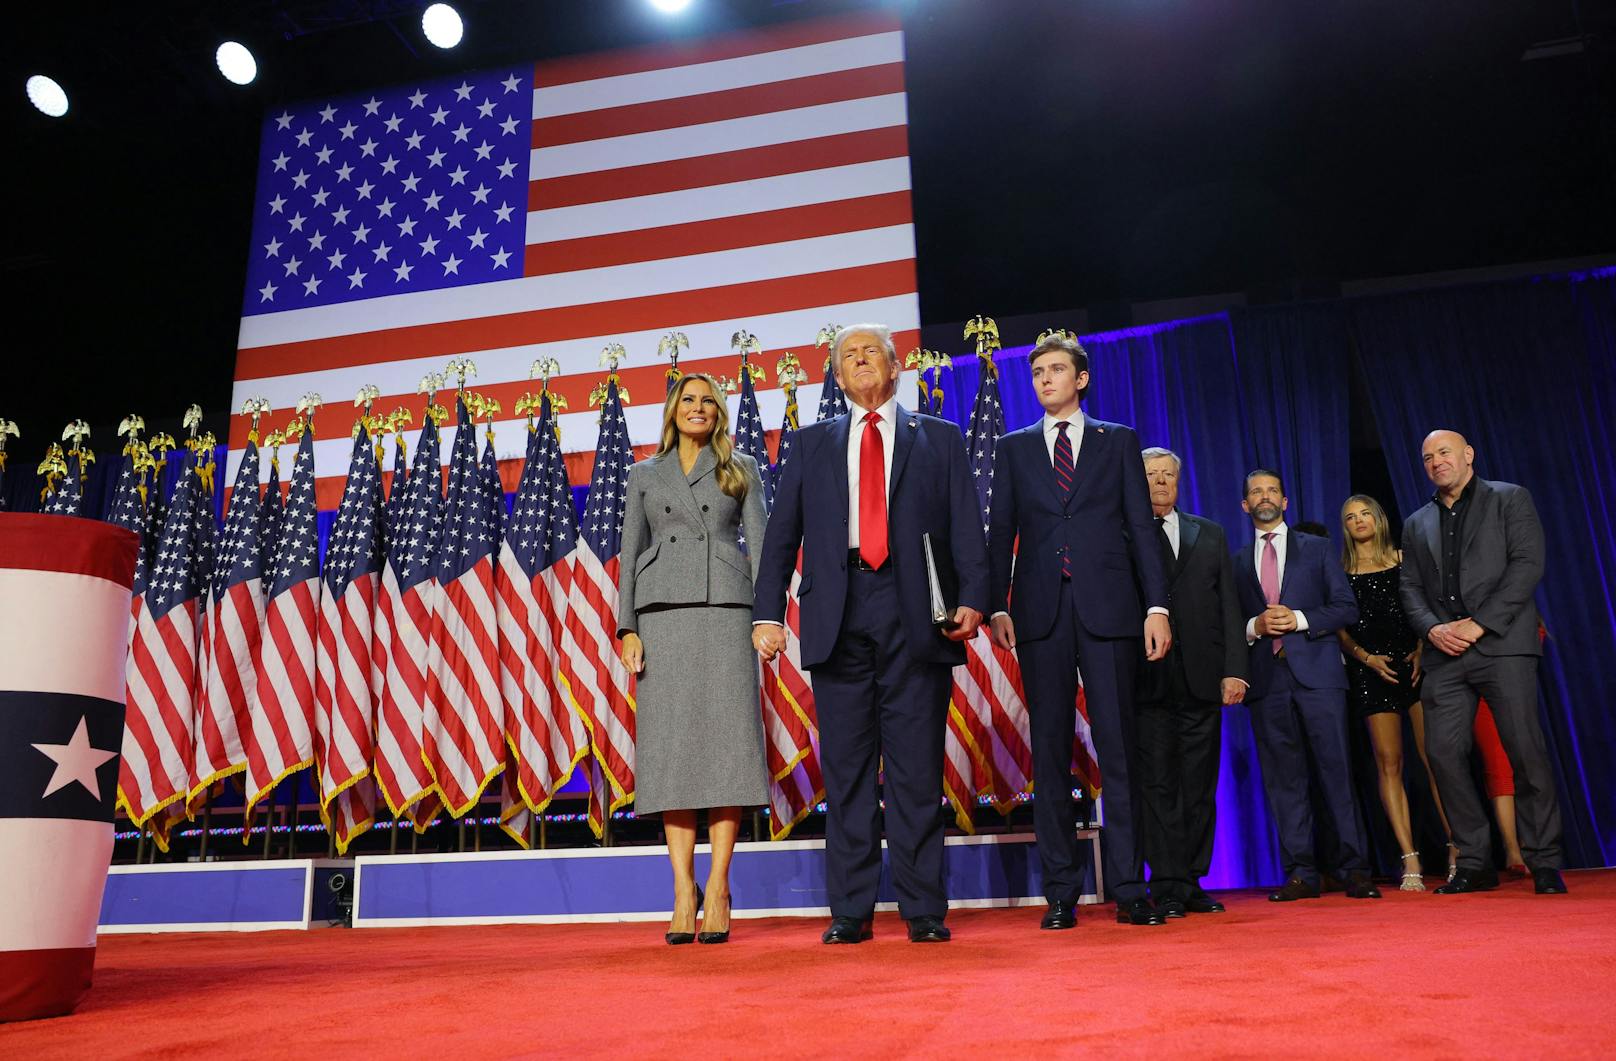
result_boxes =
[616,447,768,636]
[1399,477,1545,659]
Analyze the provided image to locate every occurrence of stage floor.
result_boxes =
[10,870,1615,1058]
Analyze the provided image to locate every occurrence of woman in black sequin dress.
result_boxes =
[1337,495,1453,890]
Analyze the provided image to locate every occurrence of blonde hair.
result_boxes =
[1340,494,1398,573]
[656,373,749,500]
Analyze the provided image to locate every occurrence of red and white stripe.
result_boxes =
[371,568,443,824]
[120,593,198,840]
[422,561,506,816]
[192,579,264,804]
[946,637,1036,828]
[559,545,636,836]
[225,13,919,505]
[495,549,588,818]
[760,565,823,839]
[313,574,378,852]
[243,579,318,819]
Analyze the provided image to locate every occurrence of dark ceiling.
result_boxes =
[4,0,1612,457]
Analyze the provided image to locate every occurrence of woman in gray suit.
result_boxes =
[618,372,770,945]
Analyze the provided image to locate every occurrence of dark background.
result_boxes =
[4,0,1613,457]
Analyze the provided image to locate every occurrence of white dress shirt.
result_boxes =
[1245,521,1311,643]
[1041,411,1084,466]
[846,394,898,550]
[1158,508,1180,558]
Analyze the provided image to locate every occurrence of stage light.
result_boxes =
[648,0,694,13]
[421,3,464,49]
[25,75,69,118]
[216,41,257,85]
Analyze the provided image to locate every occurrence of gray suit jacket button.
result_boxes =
[665,506,672,513]
[697,534,705,541]
[670,535,678,543]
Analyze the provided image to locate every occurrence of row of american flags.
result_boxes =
[29,335,1098,853]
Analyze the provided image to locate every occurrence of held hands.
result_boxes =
[1220,677,1246,706]
[1254,605,1297,639]
[945,606,984,642]
[753,622,787,662]
[620,632,644,674]
[1143,613,1172,661]
[1362,652,1400,684]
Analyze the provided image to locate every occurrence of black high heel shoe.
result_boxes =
[664,885,703,946]
[698,894,731,944]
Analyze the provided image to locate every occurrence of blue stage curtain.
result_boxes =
[1351,268,1616,869]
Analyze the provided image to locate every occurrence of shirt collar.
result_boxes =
[1433,472,1480,509]
[1041,410,1085,436]
[1256,521,1289,544]
[1158,508,1178,528]
[853,393,899,426]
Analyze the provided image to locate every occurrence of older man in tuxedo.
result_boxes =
[754,324,987,944]
[987,333,1172,929]
[1135,448,1247,918]
[1400,430,1564,895]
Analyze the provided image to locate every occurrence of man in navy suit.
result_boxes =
[1233,469,1378,901]
[754,323,987,944]
[986,333,1172,929]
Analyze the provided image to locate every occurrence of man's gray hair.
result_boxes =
[832,323,898,366]
[1141,446,1182,471]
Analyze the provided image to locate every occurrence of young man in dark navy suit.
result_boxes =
[987,333,1172,929]
[1233,469,1378,902]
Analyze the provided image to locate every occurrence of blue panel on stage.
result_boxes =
[100,863,311,929]
[353,833,1089,926]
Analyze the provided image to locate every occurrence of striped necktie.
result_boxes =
[1054,421,1074,577]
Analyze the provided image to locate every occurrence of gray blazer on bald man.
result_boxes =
[616,448,768,634]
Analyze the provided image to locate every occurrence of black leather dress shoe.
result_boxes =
[906,915,951,942]
[821,916,873,944]
[1532,868,1568,894]
[1040,901,1077,930]
[1434,867,1499,894]
[1116,898,1166,925]
[1268,877,1321,902]
[1158,898,1188,919]
[1184,892,1226,914]
[1345,874,1382,899]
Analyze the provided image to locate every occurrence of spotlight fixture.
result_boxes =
[216,41,258,86]
[648,0,694,13]
[26,74,69,117]
[421,3,465,49]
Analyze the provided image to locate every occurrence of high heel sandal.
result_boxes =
[698,892,731,945]
[665,885,704,946]
[1446,842,1460,884]
[1399,852,1426,892]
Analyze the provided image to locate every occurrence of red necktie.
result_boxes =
[859,411,888,569]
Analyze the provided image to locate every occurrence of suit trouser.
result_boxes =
[810,563,952,920]
[1137,673,1222,901]
[1422,652,1563,870]
[1248,659,1368,883]
[1019,581,1146,904]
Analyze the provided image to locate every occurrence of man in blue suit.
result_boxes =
[754,323,987,944]
[1233,469,1379,901]
[986,332,1173,929]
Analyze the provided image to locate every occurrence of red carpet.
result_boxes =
[6,870,1615,1058]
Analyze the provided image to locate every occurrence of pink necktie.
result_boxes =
[1260,532,1281,654]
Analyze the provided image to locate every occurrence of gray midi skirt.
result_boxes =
[632,603,770,815]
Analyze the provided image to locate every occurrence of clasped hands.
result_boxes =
[1252,605,1299,639]
[1428,618,1485,657]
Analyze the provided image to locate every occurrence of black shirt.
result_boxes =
[1435,474,1479,618]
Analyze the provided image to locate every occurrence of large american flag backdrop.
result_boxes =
[228,12,920,499]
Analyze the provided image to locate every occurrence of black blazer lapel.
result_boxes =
[828,412,852,522]
[1460,478,1492,556]
[1174,513,1201,582]
[1421,506,1444,586]
[1021,426,1064,514]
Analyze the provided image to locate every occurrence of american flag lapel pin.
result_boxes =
[908,418,918,428]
